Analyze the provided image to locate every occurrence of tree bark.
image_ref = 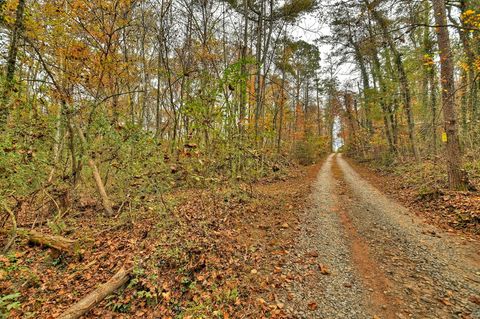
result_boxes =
[348,26,372,134]
[429,66,438,156]
[372,48,396,154]
[277,40,287,153]
[344,92,358,152]
[74,123,115,215]
[315,80,322,137]
[453,0,477,123]
[57,266,131,319]
[0,0,26,128]
[431,0,466,190]
[366,1,418,159]
[239,0,248,136]
[0,228,76,253]
[254,0,264,139]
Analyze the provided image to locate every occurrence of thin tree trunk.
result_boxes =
[315,80,322,136]
[74,123,115,215]
[0,0,26,128]
[429,66,438,156]
[254,0,264,139]
[304,78,309,136]
[155,45,163,138]
[450,0,478,123]
[431,0,466,190]
[348,24,372,133]
[239,0,248,136]
[372,49,396,153]
[344,92,358,152]
[277,55,286,153]
[366,1,418,159]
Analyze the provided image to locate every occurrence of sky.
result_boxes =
[291,12,351,150]
[292,11,360,87]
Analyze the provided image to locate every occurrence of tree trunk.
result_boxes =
[0,0,26,128]
[0,228,76,253]
[431,0,466,190]
[254,0,264,139]
[457,0,478,123]
[315,80,322,137]
[366,1,418,159]
[277,44,286,153]
[344,92,358,152]
[429,66,438,156]
[74,123,115,215]
[349,30,372,133]
[372,49,396,154]
[57,266,131,319]
[239,0,248,136]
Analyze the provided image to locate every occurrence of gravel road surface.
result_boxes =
[282,154,480,319]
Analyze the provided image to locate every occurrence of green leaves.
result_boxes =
[0,292,21,318]
[279,0,316,22]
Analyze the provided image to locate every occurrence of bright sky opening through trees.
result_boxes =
[1,0,477,194]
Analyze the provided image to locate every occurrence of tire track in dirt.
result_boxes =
[284,154,382,318]
[331,158,400,319]
[284,155,372,319]
[336,154,480,319]
[284,153,479,318]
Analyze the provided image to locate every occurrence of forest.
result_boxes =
[0,0,479,318]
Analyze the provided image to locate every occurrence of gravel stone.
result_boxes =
[280,154,480,319]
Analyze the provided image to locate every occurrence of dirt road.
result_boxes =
[283,154,480,319]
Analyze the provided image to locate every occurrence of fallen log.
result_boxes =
[57,266,131,319]
[1,227,76,253]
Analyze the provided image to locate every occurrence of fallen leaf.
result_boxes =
[307,301,318,311]
[318,264,330,275]
[469,295,480,305]
[162,291,171,302]
[440,298,452,306]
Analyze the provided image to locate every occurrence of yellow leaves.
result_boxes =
[462,9,480,29]
[43,2,64,16]
[3,0,19,11]
[463,9,475,17]
[3,0,20,25]
[475,58,480,72]
[422,54,434,67]
[457,57,480,73]
[66,42,90,61]
[70,0,87,11]
[458,61,470,72]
